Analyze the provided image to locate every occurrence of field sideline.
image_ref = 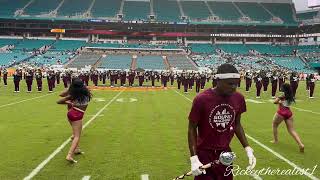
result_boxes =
[0,79,319,180]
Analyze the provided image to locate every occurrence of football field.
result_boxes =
[0,79,319,180]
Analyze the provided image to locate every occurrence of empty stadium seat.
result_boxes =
[99,55,132,69]
[207,2,241,21]
[24,0,60,16]
[167,56,197,70]
[181,1,211,20]
[235,2,272,22]
[68,52,100,68]
[91,0,121,18]
[58,0,91,17]
[261,3,297,24]
[189,44,216,54]
[123,1,149,21]
[153,0,181,22]
[136,56,165,70]
[217,44,249,55]
[0,0,29,18]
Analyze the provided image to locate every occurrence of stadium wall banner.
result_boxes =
[50,29,66,33]
[67,30,206,37]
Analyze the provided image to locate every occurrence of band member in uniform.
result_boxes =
[25,69,34,92]
[177,73,182,90]
[57,79,92,163]
[212,73,217,88]
[13,69,21,92]
[110,70,116,87]
[120,70,127,87]
[254,72,263,98]
[271,71,278,98]
[151,71,156,87]
[3,69,8,86]
[170,72,175,86]
[289,72,299,98]
[35,69,43,92]
[183,73,189,93]
[92,70,99,87]
[245,71,252,92]
[62,72,69,88]
[188,64,256,180]
[195,73,201,93]
[278,72,285,92]
[56,71,61,85]
[162,72,169,89]
[102,71,107,85]
[200,73,206,90]
[271,83,304,153]
[262,71,270,92]
[138,71,144,87]
[305,74,310,91]
[309,74,316,98]
[47,70,55,92]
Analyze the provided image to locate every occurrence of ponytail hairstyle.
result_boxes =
[281,83,295,104]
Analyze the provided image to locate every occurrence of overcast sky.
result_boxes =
[293,0,309,11]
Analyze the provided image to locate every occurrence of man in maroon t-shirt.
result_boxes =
[188,64,256,180]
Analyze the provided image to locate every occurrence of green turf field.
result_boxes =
[0,78,319,180]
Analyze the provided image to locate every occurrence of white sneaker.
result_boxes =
[271,96,275,99]
[256,96,261,99]
[309,97,315,99]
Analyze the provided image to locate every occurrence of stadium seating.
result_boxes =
[247,44,285,55]
[235,2,272,22]
[58,0,91,17]
[14,39,54,51]
[167,56,198,70]
[28,51,74,65]
[270,57,307,71]
[136,56,165,70]
[91,0,121,18]
[123,1,149,21]
[51,40,86,51]
[24,0,60,16]
[68,52,100,68]
[194,55,219,68]
[296,45,320,53]
[0,39,20,47]
[0,0,29,18]
[153,0,181,22]
[207,2,241,21]
[99,55,132,69]
[297,11,319,20]
[181,1,211,20]
[189,44,216,54]
[261,3,297,24]
[217,44,249,55]
[87,43,121,48]
[0,50,30,66]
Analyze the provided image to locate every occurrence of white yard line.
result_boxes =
[263,99,320,115]
[81,175,91,180]
[0,92,57,108]
[291,107,320,115]
[141,174,149,180]
[23,90,124,180]
[173,89,319,180]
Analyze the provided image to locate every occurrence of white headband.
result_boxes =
[215,73,240,79]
